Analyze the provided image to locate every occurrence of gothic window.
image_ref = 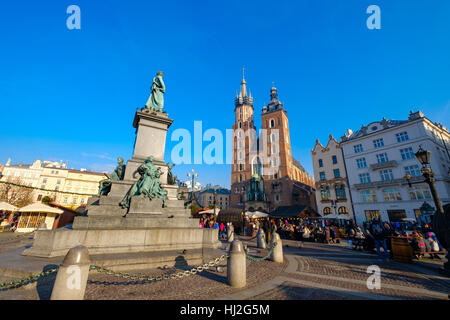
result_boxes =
[270,119,275,128]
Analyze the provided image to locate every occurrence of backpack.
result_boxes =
[371,223,384,236]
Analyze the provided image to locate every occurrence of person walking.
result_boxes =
[369,219,390,261]
[347,224,356,249]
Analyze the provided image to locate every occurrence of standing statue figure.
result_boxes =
[119,156,167,213]
[145,71,165,112]
[98,157,126,196]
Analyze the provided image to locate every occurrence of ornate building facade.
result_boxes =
[311,135,354,220]
[230,74,316,212]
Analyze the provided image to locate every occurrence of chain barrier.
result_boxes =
[245,242,277,262]
[1,240,279,290]
[0,180,94,196]
[0,267,59,290]
[89,254,228,282]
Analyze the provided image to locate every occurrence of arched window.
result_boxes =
[270,119,275,128]
[338,207,349,215]
[323,207,332,215]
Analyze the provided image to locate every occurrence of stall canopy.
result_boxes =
[0,201,18,212]
[270,205,319,219]
[245,211,269,219]
[198,208,218,215]
[321,213,352,220]
[18,203,64,214]
[217,208,243,224]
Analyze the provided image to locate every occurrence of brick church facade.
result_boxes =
[230,73,316,212]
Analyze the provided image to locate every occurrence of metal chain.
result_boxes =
[1,240,280,290]
[245,242,278,262]
[89,254,228,282]
[0,267,59,289]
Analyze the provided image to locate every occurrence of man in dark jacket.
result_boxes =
[369,219,389,260]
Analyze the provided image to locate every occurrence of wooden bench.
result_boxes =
[414,250,447,259]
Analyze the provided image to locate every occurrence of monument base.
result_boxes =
[22,227,220,259]
[22,107,222,269]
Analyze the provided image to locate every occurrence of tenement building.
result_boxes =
[230,73,315,212]
[311,134,354,220]
[340,111,450,224]
[1,158,106,208]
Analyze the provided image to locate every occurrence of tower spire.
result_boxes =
[240,67,247,97]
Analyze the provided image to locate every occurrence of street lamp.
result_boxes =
[187,169,199,207]
[405,146,449,274]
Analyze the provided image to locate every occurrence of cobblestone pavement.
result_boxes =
[220,239,450,300]
[0,236,449,300]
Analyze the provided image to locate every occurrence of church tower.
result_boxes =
[261,85,292,181]
[260,85,315,209]
[230,70,256,209]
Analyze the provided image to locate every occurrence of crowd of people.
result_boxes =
[0,211,18,232]
[198,214,445,261]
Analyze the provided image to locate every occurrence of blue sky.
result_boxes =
[0,0,449,188]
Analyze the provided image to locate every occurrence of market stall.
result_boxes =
[16,203,64,233]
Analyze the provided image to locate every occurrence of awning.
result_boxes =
[0,201,18,212]
[198,208,218,215]
[18,203,64,214]
[245,211,269,218]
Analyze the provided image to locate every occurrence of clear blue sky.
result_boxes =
[1,0,449,188]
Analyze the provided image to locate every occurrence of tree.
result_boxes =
[41,196,53,205]
[0,177,34,208]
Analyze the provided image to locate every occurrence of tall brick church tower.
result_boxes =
[261,86,292,181]
[229,74,316,212]
[230,71,256,208]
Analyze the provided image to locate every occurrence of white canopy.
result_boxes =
[321,214,351,220]
[198,208,218,215]
[0,201,18,212]
[18,203,64,214]
[245,211,269,218]
[402,218,417,222]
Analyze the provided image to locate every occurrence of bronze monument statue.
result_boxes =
[145,71,165,112]
[98,157,126,196]
[119,156,168,213]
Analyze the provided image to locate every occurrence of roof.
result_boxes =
[270,205,318,218]
[68,169,106,176]
[340,111,438,143]
[199,188,230,195]
[0,201,18,212]
[292,158,306,172]
[18,202,64,214]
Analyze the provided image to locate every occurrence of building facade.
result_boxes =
[1,158,107,208]
[60,169,106,207]
[311,134,354,219]
[340,111,450,224]
[196,186,230,210]
[229,74,315,212]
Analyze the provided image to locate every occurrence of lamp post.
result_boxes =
[187,169,199,207]
[405,146,449,274]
